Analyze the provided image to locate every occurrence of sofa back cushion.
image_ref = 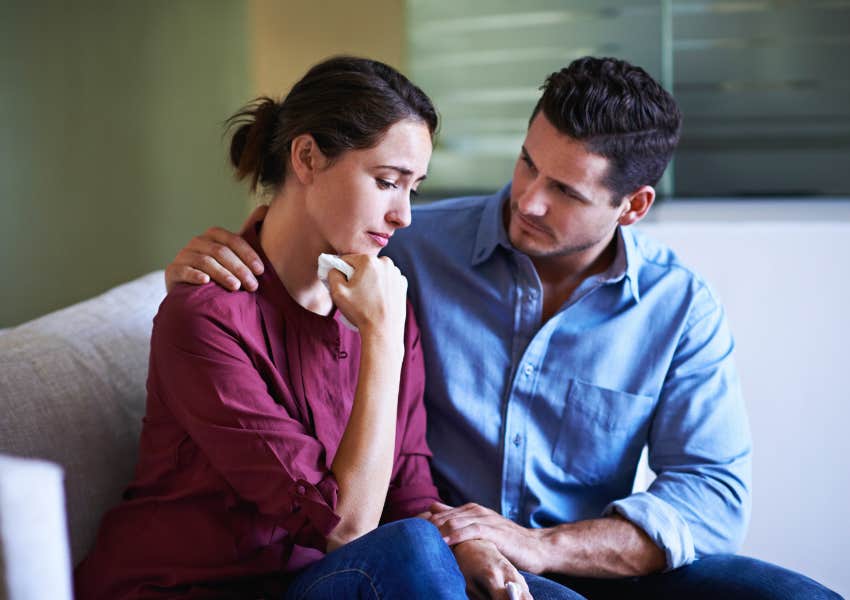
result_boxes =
[0,271,165,565]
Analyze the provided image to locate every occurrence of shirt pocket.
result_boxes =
[552,379,654,485]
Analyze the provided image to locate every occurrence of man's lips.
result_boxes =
[513,212,551,236]
[367,231,391,247]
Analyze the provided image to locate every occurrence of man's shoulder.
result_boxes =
[388,192,496,262]
[409,193,492,229]
[628,227,699,278]
[626,227,723,315]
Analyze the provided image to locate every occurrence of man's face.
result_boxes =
[507,113,628,259]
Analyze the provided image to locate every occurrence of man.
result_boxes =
[166,57,841,599]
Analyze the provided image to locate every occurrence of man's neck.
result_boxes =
[531,233,619,323]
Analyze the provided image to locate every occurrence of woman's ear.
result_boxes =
[289,134,326,185]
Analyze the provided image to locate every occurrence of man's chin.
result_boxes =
[509,229,554,256]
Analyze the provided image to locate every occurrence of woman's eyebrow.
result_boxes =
[375,165,428,182]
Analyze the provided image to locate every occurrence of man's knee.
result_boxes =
[666,555,843,600]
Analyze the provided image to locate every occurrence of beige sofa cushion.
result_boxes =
[0,271,165,565]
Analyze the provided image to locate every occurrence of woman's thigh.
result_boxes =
[284,518,467,600]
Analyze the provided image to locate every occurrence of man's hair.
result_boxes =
[530,56,681,204]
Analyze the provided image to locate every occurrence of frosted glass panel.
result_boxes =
[406,0,850,198]
[407,1,665,196]
[673,0,850,196]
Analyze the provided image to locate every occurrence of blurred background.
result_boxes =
[1,0,848,595]
[2,0,849,325]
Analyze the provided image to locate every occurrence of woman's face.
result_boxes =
[305,119,433,256]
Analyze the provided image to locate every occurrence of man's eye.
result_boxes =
[521,155,536,171]
[376,179,398,190]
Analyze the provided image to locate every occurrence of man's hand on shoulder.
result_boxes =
[164,204,268,294]
[452,539,532,600]
[428,502,549,575]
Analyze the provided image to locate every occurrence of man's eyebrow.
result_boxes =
[375,164,428,182]
[521,146,591,204]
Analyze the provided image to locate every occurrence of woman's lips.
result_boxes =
[367,232,391,247]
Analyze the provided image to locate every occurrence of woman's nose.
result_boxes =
[387,195,412,229]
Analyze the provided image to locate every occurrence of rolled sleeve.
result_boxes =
[280,478,341,549]
[603,492,695,570]
[617,286,752,568]
[150,296,341,551]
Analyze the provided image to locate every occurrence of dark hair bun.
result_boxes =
[226,97,281,193]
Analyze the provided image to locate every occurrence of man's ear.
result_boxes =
[618,186,655,226]
[289,134,326,185]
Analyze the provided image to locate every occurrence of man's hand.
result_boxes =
[429,502,548,574]
[452,539,533,600]
[164,204,269,293]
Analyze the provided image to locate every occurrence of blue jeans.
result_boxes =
[283,518,467,599]
[522,555,844,600]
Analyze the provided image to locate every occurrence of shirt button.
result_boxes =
[296,484,306,495]
[523,364,534,376]
[512,434,522,447]
[508,507,519,519]
[528,290,539,300]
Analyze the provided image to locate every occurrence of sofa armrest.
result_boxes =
[0,454,72,600]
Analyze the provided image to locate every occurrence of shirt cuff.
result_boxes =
[603,491,695,571]
[280,477,341,552]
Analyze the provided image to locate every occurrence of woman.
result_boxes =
[74,56,474,599]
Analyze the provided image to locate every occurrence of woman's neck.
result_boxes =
[259,189,335,316]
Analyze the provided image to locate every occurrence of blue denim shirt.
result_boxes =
[384,185,752,570]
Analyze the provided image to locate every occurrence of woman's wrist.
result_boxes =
[359,325,405,354]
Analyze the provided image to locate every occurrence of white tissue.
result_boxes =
[317,253,358,331]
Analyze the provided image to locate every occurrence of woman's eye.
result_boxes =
[410,188,420,199]
[376,179,398,190]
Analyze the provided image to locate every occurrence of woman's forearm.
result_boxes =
[326,332,404,550]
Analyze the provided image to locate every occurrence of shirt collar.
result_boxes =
[596,226,641,303]
[622,226,642,303]
[471,183,514,266]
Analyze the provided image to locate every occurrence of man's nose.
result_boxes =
[517,179,547,217]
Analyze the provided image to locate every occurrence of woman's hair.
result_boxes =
[226,56,438,193]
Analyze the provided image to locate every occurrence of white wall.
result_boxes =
[636,199,850,597]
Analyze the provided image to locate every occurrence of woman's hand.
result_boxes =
[164,205,268,293]
[326,255,408,343]
[452,540,533,600]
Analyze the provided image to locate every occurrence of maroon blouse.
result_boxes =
[74,223,439,599]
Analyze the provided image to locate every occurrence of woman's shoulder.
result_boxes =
[154,282,260,342]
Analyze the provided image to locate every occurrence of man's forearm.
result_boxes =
[537,514,666,578]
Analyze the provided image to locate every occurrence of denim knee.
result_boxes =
[382,519,447,554]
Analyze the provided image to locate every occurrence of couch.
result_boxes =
[0,271,166,599]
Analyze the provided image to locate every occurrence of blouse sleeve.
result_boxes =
[148,293,340,551]
[382,303,441,523]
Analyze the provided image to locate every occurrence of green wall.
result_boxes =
[1,2,252,326]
